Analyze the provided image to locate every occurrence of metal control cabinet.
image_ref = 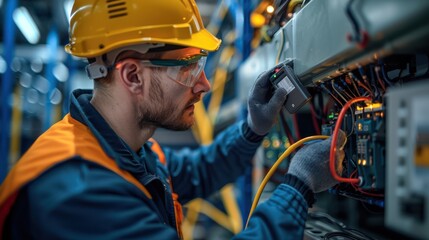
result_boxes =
[386,81,429,239]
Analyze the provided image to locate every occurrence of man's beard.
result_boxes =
[137,74,199,131]
[139,103,194,131]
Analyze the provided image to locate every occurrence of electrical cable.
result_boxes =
[309,102,321,135]
[378,60,395,86]
[349,171,384,197]
[341,78,358,98]
[346,73,361,96]
[368,65,381,97]
[273,0,292,25]
[345,0,369,48]
[279,110,296,144]
[292,114,302,140]
[309,212,377,240]
[287,0,303,15]
[337,84,354,100]
[320,83,344,106]
[275,26,286,64]
[323,231,363,240]
[357,65,371,90]
[331,81,348,103]
[346,108,356,138]
[316,92,325,125]
[344,228,377,240]
[346,0,360,42]
[329,97,371,184]
[349,72,374,97]
[308,211,346,229]
[245,135,329,228]
[373,66,386,92]
[357,81,374,98]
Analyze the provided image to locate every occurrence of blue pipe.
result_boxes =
[43,27,59,131]
[0,0,18,182]
[62,54,75,116]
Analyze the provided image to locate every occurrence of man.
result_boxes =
[0,0,343,239]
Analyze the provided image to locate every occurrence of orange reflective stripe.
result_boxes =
[172,193,184,239]
[149,138,184,238]
[149,138,166,165]
[0,114,152,238]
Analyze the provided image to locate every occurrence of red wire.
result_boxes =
[292,114,301,139]
[357,81,374,98]
[330,97,371,184]
[279,113,295,144]
[350,170,384,197]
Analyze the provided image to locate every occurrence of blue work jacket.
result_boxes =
[3,89,308,239]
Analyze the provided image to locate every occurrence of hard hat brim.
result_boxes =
[179,28,221,52]
[65,29,221,58]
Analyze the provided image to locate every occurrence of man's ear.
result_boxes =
[117,59,144,94]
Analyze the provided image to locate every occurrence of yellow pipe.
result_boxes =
[192,101,213,145]
[9,86,22,167]
[221,184,243,234]
[208,46,235,123]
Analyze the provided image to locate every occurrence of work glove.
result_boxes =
[247,65,288,136]
[287,131,347,193]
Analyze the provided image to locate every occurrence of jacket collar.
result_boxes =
[69,89,158,179]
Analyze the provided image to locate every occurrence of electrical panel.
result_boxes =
[238,0,429,238]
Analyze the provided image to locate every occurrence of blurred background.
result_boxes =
[2,0,429,239]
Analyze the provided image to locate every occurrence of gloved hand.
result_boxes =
[287,131,347,193]
[247,64,288,136]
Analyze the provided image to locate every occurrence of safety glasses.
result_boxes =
[139,50,208,87]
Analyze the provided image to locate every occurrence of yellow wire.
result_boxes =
[245,135,329,228]
[287,0,303,14]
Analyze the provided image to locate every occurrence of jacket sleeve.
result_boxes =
[233,184,308,240]
[163,120,261,204]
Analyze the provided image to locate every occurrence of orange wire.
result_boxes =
[357,81,374,98]
[329,97,371,184]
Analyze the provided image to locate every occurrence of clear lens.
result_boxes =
[141,55,207,87]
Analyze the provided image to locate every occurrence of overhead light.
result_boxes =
[64,0,74,23]
[266,5,275,14]
[13,6,40,44]
[0,0,3,9]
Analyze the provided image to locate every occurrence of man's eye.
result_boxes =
[183,62,198,70]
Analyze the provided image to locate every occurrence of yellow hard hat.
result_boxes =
[65,0,221,58]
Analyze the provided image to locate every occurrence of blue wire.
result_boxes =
[378,60,394,86]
